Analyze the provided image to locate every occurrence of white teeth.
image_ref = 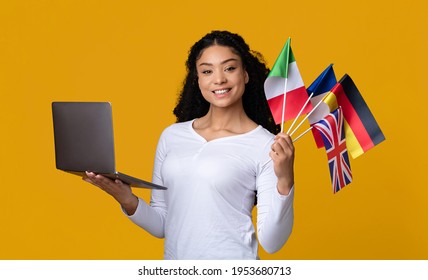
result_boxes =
[213,89,230,94]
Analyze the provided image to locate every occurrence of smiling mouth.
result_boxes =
[213,89,231,95]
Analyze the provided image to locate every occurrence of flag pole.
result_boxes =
[289,93,328,136]
[280,77,288,133]
[292,126,313,142]
[286,92,313,134]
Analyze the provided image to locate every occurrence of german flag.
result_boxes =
[323,74,385,158]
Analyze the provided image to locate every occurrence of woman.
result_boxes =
[84,30,295,259]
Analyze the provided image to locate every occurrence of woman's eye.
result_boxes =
[225,66,236,72]
[201,70,212,74]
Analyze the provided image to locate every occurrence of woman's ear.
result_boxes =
[244,70,249,84]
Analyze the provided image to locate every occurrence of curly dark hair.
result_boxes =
[173,30,280,134]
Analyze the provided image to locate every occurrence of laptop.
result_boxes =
[52,101,166,190]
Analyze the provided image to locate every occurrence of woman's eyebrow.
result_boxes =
[198,58,239,67]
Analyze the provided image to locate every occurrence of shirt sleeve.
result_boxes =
[122,129,169,238]
[255,140,294,254]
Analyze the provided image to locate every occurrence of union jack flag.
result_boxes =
[313,107,352,193]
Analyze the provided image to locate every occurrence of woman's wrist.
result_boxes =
[277,177,293,195]
[120,194,139,215]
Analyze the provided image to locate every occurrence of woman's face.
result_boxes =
[196,45,249,110]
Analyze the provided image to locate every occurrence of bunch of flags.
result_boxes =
[264,38,385,194]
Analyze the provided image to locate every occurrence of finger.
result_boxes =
[84,172,114,189]
[272,135,290,152]
[115,179,128,188]
[84,171,98,181]
[277,138,293,155]
[269,149,280,160]
[271,141,282,156]
[83,176,103,189]
[275,133,293,147]
[93,174,112,184]
[88,173,112,185]
[83,172,97,184]
[276,134,294,153]
[82,176,92,184]
[275,132,289,139]
[271,141,284,155]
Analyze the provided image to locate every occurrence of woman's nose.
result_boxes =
[213,71,227,84]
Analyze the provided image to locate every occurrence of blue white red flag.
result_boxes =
[313,107,352,193]
[307,64,337,148]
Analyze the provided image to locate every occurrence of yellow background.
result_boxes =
[1,0,427,260]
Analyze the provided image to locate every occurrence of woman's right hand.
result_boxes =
[83,171,138,215]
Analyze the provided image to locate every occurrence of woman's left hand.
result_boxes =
[269,133,295,195]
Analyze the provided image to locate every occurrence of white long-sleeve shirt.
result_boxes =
[125,120,294,259]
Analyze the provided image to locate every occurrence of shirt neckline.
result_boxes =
[189,119,262,143]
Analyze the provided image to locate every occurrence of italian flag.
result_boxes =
[264,38,312,125]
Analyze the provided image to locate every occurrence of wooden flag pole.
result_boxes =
[289,94,327,136]
[292,126,313,142]
[280,78,288,133]
[286,92,313,134]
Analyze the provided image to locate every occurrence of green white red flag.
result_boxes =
[264,38,312,125]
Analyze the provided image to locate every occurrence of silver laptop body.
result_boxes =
[52,101,166,190]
